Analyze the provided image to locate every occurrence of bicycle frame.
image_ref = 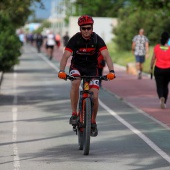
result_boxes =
[67,75,108,155]
[78,78,93,125]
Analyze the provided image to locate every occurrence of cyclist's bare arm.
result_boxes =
[101,49,114,71]
[60,50,72,71]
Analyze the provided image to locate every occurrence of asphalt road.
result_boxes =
[0,44,170,170]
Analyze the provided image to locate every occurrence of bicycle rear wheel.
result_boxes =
[83,98,91,155]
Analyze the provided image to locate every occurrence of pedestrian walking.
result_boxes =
[150,31,170,109]
[18,30,25,46]
[35,33,43,53]
[132,28,149,79]
[63,32,70,47]
[46,31,55,60]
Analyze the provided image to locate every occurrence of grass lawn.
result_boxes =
[107,42,154,73]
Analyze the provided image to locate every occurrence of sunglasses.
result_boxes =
[81,27,92,31]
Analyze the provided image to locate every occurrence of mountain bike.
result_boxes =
[67,75,108,155]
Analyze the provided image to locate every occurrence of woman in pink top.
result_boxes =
[150,32,170,109]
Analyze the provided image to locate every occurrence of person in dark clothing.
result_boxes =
[58,15,115,137]
[36,33,43,53]
[63,32,70,47]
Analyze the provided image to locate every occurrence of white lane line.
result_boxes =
[38,53,59,72]
[99,99,170,163]
[12,71,20,170]
[38,49,170,163]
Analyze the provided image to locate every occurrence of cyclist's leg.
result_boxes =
[90,86,99,137]
[69,69,81,124]
[87,67,99,123]
[70,79,81,114]
[90,87,99,123]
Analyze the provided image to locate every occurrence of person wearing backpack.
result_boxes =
[58,15,115,137]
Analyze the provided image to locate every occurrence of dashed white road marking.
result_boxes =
[38,53,59,72]
[12,71,20,170]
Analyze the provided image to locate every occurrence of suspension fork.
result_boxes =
[78,91,94,124]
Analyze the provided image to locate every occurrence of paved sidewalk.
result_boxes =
[41,45,170,127]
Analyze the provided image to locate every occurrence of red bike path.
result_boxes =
[42,46,170,128]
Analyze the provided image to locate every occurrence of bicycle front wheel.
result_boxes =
[77,128,83,150]
[83,98,92,155]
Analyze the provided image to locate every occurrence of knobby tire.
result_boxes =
[83,98,91,155]
[78,128,83,150]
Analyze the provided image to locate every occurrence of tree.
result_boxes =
[0,0,44,28]
[63,0,126,27]
[0,0,44,71]
[113,0,170,50]
[0,13,21,71]
[70,0,125,17]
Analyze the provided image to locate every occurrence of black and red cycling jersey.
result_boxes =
[65,32,107,69]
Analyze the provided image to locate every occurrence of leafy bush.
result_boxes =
[0,13,21,72]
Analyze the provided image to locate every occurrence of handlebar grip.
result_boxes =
[66,75,77,81]
[101,75,108,81]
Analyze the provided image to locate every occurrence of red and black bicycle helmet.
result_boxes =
[78,15,94,26]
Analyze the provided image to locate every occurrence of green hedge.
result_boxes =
[0,13,21,72]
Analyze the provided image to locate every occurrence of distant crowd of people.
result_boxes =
[17,30,70,59]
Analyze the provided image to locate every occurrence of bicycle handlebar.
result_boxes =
[66,75,108,81]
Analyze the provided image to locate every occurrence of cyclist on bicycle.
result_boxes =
[58,15,115,137]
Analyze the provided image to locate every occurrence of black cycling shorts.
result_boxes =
[69,65,99,89]
[69,64,98,76]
